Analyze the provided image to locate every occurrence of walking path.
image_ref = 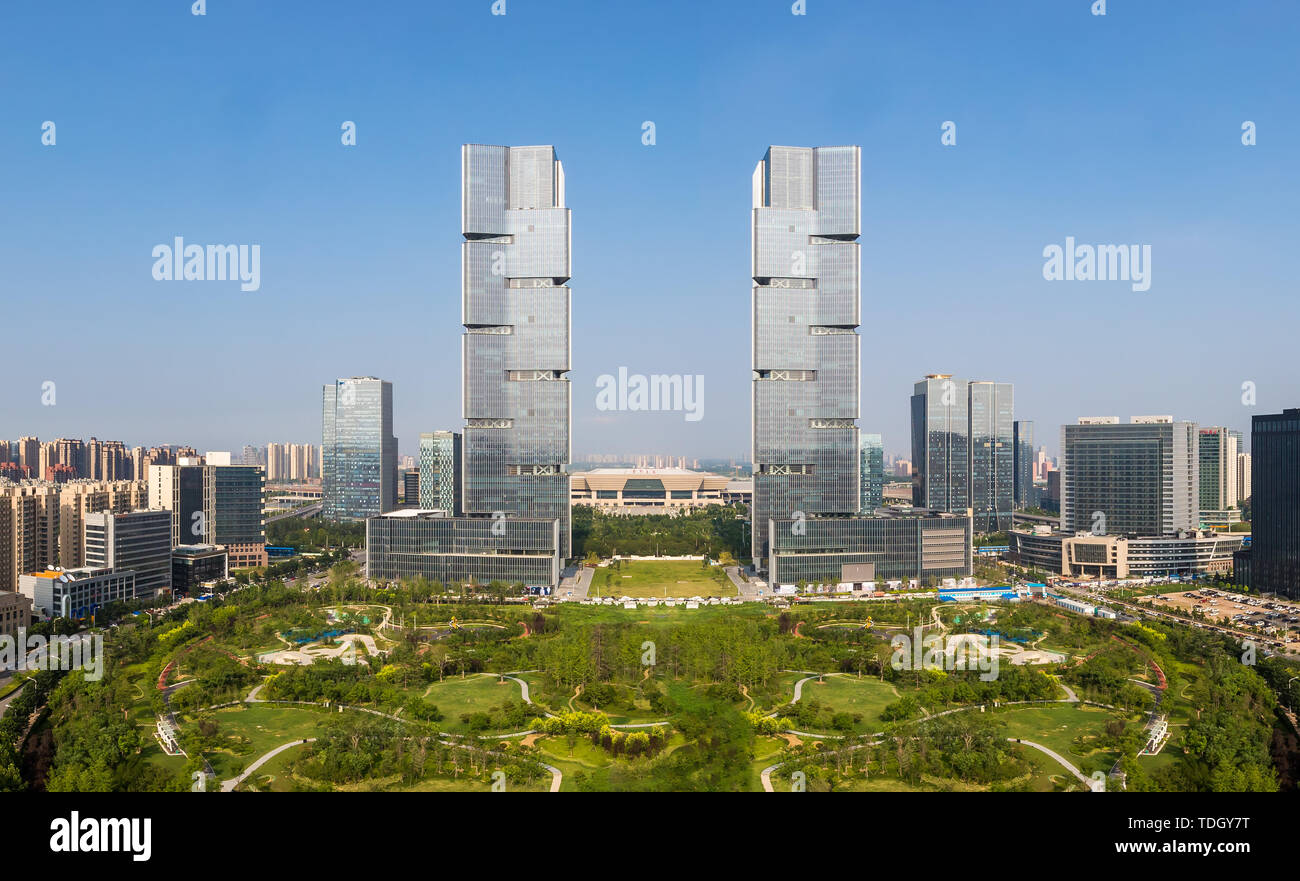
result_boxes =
[221,738,317,791]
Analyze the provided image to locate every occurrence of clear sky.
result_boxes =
[2,0,1296,461]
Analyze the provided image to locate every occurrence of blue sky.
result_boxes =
[1,0,1296,461]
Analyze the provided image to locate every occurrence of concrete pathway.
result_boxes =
[221,738,317,791]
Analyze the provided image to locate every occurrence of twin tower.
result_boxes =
[364,144,971,590]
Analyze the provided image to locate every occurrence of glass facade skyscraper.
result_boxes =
[751,145,861,564]
[859,433,883,513]
[968,381,1014,532]
[322,377,397,521]
[1250,409,1300,598]
[418,431,462,514]
[1197,426,1240,513]
[910,375,970,513]
[461,144,571,559]
[1013,420,1035,510]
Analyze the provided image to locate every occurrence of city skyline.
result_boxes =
[3,2,1294,460]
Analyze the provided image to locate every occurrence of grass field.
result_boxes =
[992,703,1122,778]
[421,673,529,733]
[201,704,333,779]
[796,674,901,733]
[589,559,735,599]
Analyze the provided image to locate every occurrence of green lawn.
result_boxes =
[420,673,530,733]
[589,560,735,599]
[198,704,334,779]
[992,703,1123,778]
[795,674,902,733]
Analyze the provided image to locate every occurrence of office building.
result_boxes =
[1060,416,1198,537]
[768,511,972,587]
[910,375,970,514]
[84,509,173,598]
[0,590,32,640]
[366,145,570,585]
[1250,408,1300,597]
[750,145,862,563]
[1238,452,1252,504]
[18,566,137,620]
[968,381,1014,532]
[322,377,397,520]
[171,544,228,595]
[859,434,884,513]
[460,144,572,559]
[148,463,266,568]
[418,431,462,514]
[1013,420,1035,509]
[1198,426,1240,516]
[1012,529,1245,579]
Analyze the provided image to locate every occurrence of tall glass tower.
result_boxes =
[322,377,396,521]
[461,145,571,558]
[859,433,884,513]
[751,145,861,565]
[968,381,1014,532]
[1013,420,1035,509]
[910,375,970,513]
[418,431,462,514]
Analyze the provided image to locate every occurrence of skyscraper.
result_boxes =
[1249,408,1300,598]
[859,434,883,513]
[366,145,569,588]
[1013,420,1035,509]
[418,431,462,514]
[1198,426,1240,514]
[148,462,267,567]
[751,145,861,563]
[1060,416,1198,537]
[84,509,173,597]
[322,377,397,521]
[968,381,1014,532]
[460,144,571,557]
[910,375,970,514]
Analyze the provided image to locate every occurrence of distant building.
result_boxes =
[418,431,461,514]
[171,545,228,595]
[911,375,969,513]
[1013,420,1035,509]
[1061,416,1198,537]
[402,469,420,507]
[83,509,173,598]
[366,510,559,587]
[19,566,136,620]
[1237,452,1252,504]
[0,590,32,640]
[1250,408,1300,598]
[768,511,972,587]
[859,434,884,513]
[572,468,731,512]
[148,463,266,568]
[1198,427,1240,515]
[1012,530,1244,579]
[322,376,397,521]
[968,381,1014,532]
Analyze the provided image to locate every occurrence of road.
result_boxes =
[265,502,323,523]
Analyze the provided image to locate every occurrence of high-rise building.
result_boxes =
[1237,452,1252,504]
[858,434,883,513]
[1013,420,1035,510]
[84,509,173,597]
[750,145,862,563]
[1198,426,1240,514]
[910,375,970,514]
[148,463,266,567]
[459,144,572,558]
[750,146,970,585]
[367,145,570,587]
[1248,408,1300,597]
[322,377,397,521]
[968,381,1014,532]
[1060,416,1198,537]
[418,431,462,514]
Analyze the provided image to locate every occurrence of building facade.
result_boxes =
[1060,417,1198,537]
[171,544,229,595]
[571,468,731,511]
[910,375,970,514]
[751,145,862,563]
[1250,408,1300,597]
[418,431,462,514]
[460,144,572,559]
[1011,529,1244,579]
[1198,426,1240,515]
[859,434,884,513]
[18,566,137,620]
[768,512,972,587]
[968,381,1014,532]
[83,509,173,598]
[366,511,559,587]
[1013,420,1035,510]
[322,377,397,521]
[148,463,266,568]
